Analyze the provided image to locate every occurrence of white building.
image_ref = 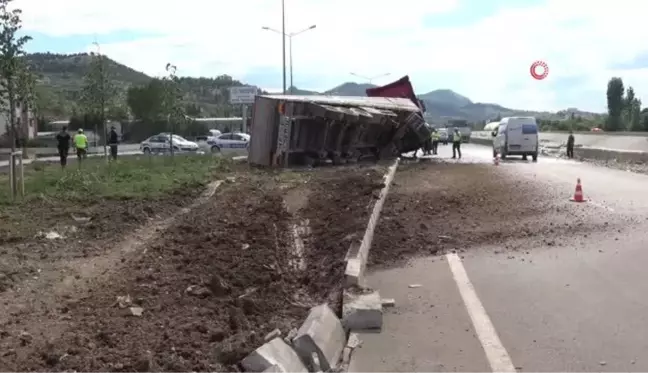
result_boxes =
[0,98,36,140]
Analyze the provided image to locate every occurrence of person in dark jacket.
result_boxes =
[108,126,119,160]
[566,131,575,159]
[55,126,71,168]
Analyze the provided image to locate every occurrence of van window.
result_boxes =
[522,124,538,134]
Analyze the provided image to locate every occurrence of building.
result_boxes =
[0,100,36,141]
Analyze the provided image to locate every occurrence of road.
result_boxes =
[351,143,648,372]
[0,149,143,170]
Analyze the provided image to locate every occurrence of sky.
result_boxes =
[14,0,648,112]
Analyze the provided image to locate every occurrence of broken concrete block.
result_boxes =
[262,365,282,373]
[241,337,308,373]
[346,332,362,349]
[381,298,396,307]
[264,328,282,342]
[293,304,346,372]
[342,289,383,330]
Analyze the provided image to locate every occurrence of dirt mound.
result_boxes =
[298,166,385,308]
[1,166,385,372]
[369,162,616,268]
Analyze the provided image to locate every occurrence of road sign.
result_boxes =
[229,86,258,105]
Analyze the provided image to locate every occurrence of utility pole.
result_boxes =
[262,25,316,95]
[281,0,286,94]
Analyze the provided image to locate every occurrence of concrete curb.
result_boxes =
[344,158,400,287]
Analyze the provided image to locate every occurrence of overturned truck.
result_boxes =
[248,76,431,167]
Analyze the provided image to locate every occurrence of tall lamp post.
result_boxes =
[350,72,391,84]
[263,24,316,94]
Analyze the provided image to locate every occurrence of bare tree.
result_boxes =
[0,0,31,197]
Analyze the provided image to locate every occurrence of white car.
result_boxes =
[140,133,199,154]
[207,132,250,154]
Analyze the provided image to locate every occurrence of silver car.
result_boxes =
[140,134,199,154]
[207,132,250,154]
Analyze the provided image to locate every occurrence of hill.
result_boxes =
[25,53,250,119]
[25,52,600,123]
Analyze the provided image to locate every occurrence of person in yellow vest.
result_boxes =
[452,128,462,159]
[74,128,88,162]
[431,129,440,155]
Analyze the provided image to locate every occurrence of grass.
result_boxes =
[0,154,234,204]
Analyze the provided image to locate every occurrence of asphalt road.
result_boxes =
[351,143,648,372]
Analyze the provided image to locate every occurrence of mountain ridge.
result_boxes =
[24,52,601,122]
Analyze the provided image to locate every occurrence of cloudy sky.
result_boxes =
[15,0,648,112]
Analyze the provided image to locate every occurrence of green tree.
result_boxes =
[161,63,186,157]
[126,78,166,122]
[0,0,31,198]
[624,86,642,131]
[81,50,117,151]
[606,77,625,131]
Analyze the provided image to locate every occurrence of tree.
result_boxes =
[0,0,31,198]
[127,79,166,122]
[606,77,625,131]
[161,63,186,157]
[81,50,117,153]
[624,86,642,131]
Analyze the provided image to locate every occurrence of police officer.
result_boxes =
[452,128,462,159]
[431,129,440,155]
[74,128,88,163]
[566,130,575,159]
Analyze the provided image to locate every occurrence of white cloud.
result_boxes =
[15,0,648,111]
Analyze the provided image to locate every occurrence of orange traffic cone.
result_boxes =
[570,178,586,202]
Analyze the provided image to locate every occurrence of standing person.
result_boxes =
[55,126,71,168]
[566,130,575,159]
[108,126,119,161]
[74,128,88,164]
[451,128,462,159]
[431,129,440,155]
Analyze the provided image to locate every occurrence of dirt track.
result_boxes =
[369,159,618,269]
[0,164,384,372]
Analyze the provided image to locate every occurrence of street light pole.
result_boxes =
[262,25,316,95]
[289,36,293,94]
[281,0,286,94]
[350,72,391,84]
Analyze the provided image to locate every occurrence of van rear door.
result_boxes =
[506,121,524,152]
[520,123,538,152]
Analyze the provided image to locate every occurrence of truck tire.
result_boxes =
[532,152,538,162]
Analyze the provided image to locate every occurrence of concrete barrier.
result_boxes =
[293,304,346,372]
[574,147,648,163]
[472,130,648,152]
[241,337,308,373]
[342,288,383,331]
[344,158,400,287]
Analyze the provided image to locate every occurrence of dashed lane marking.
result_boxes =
[446,253,516,373]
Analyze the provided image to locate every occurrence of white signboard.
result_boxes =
[229,86,258,105]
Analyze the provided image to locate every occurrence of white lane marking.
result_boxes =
[446,253,516,373]
[588,200,615,212]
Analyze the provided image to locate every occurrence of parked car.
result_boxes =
[140,133,199,154]
[438,128,449,145]
[206,132,250,154]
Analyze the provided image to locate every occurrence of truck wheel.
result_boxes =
[211,145,220,154]
[522,154,528,161]
[532,152,538,162]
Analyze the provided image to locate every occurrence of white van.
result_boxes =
[492,117,539,161]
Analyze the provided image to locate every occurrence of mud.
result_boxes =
[0,165,384,372]
[369,161,619,269]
